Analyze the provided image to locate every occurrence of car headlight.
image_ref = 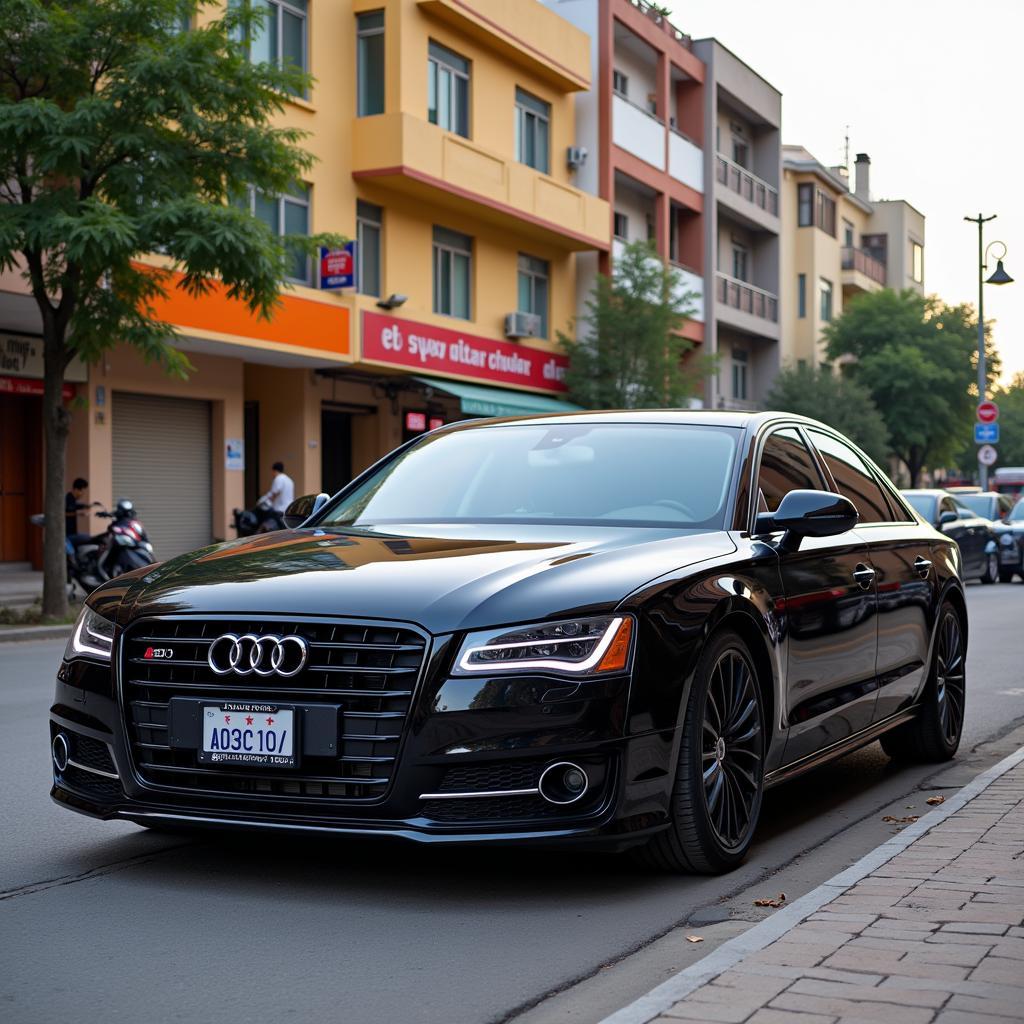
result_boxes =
[1000,533,1016,547]
[64,605,115,662]
[453,615,634,677]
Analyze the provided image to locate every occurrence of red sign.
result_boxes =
[321,249,352,277]
[977,401,999,424]
[362,312,568,393]
[405,411,427,433]
[428,417,445,431]
[0,375,75,400]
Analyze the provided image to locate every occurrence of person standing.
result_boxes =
[260,462,295,513]
[65,478,95,544]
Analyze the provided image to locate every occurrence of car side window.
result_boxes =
[756,428,825,514]
[807,429,891,524]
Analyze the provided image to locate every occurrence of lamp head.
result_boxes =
[376,293,408,309]
[986,259,1014,286]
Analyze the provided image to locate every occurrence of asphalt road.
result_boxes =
[1,583,1022,1024]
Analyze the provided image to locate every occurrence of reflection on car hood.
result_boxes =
[121,523,738,633]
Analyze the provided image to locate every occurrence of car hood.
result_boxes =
[120,524,737,634]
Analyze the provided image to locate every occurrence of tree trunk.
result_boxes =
[41,326,71,620]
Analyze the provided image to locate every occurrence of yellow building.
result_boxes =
[0,0,608,566]
[780,146,925,370]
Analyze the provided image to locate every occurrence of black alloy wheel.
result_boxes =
[881,601,966,762]
[634,630,765,874]
[702,650,764,850]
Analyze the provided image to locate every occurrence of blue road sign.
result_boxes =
[975,422,999,444]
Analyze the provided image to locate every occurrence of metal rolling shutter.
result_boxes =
[112,392,212,559]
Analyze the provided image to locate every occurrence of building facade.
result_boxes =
[780,147,926,369]
[691,37,782,411]
[0,0,609,567]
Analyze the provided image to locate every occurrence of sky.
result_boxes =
[665,0,1024,383]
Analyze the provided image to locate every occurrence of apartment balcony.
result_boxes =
[715,272,780,340]
[612,239,703,323]
[351,114,609,251]
[841,246,886,294]
[714,154,779,232]
[612,95,703,195]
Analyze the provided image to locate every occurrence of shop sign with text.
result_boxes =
[362,312,568,392]
[0,332,88,383]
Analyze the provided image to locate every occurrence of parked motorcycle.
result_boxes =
[230,498,285,537]
[30,498,156,597]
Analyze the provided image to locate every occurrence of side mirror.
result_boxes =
[755,490,859,552]
[282,492,330,530]
[938,510,958,526]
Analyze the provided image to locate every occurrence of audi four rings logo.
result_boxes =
[207,633,309,677]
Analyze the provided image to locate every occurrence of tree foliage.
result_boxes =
[765,362,890,465]
[990,373,1024,469]
[557,240,713,409]
[824,289,1000,487]
[0,0,337,616]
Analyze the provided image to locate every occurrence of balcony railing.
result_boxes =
[715,154,778,217]
[841,246,886,285]
[627,0,692,46]
[716,272,778,322]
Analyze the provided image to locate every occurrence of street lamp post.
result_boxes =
[964,213,1013,490]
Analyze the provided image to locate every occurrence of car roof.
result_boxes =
[432,409,838,433]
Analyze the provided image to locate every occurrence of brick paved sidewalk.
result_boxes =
[608,750,1024,1024]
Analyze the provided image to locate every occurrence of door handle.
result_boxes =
[852,564,876,590]
[914,556,932,579]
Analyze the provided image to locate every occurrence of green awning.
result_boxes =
[413,376,583,419]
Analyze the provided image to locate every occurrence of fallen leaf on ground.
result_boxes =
[686,935,704,943]
[926,795,946,806]
[753,893,787,908]
[882,815,919,824]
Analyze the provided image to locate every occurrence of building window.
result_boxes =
[428,40,470,138]
[612,69,629,98]
[819,277,833,322]
[515,88,550,173]
[613,211,628,240]
[732,138,749,169]
[797,183,813,227]
[731,243,748,282]
[240,183,311,284]
[797,273,806,318]
[356,11,385,117]
[843,219,855,248]
[517,254,549,338]
[234,0,308,96]
[912,241,924,283]
[732,349,749,401]
[433,226,472,319]
[357,200,382,297]
[816,190,836,236]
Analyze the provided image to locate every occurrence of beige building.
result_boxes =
[780,147,925,369]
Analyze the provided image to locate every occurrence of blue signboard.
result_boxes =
[319,241,356,289]
[975,422,999,444]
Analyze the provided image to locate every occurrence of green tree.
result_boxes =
[0,1,338,618]
[824,289,1000,487]
[991,373,1024,469]
[558,240,712,408]
[765,362,890,464]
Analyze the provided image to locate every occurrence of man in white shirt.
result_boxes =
[260,461,295,513]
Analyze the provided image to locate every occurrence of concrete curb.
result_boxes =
[0,623,74,644]
[599,742,1024,1024]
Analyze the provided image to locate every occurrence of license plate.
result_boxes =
[199,703,296,768]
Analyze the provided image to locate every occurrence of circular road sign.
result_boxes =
[978,444,998,467]
[977,401,999,424]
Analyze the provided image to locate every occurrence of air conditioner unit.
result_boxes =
[567,145,588,171]
[504,312,542,339]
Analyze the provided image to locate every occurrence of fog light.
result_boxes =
[52,733,70,773]
[538,761,590,805]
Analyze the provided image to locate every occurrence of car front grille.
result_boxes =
[120,617,427,802]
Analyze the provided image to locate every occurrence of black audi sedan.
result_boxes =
[51,412,967,874]
[901,489,999,584]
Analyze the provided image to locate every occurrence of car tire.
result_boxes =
[880,602,965,763]
[980,553,999,584]
[633,629,765,874]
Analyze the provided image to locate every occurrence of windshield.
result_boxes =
[956,494,993,519]
[903,493,935,520]
[320,422,739,529]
